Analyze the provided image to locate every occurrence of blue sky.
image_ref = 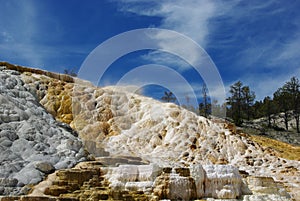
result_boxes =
[0,0,299,103]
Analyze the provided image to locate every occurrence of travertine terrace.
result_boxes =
[0,62,299,200]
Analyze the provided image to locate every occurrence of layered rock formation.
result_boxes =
[4,156,283,201]
[0,62,299,200]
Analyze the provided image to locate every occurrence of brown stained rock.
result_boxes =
[246,176,290,197]
[58,95,72,115]
[152,174,170,200]
[96,108,113,122]
[56,169,98,186]
[21,197,57,201]
[215,157,228,165]
[61,114,73,124]
[126,191,149,201]
[162,167,172,174]
[41,168,100,197]
[103,96,112,105]
[72,114,88,131]
[93,89,104,99]
[52,181,68,186]
[37,80,74,124]
[0,197,57,201]
[174,167,190,177]
[0,197,76,201]
[0,197,20,201]
[207,154,218,164]
[93,192,109,200]
[280,166,298,174]
[169,111,180,119]
[224,123,237,134]
[57,198,79,201]
[152,169,197,200]
[44,186,70,196]
[99,122,111,136]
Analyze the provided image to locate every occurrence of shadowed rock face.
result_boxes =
[0,66,88,195]
[0,63,299,200]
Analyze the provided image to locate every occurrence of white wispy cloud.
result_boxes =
[141,51,190,72]
[117,0,230,103]
[118,0,230,71]
[118,0,299,101]
[119,0,217,46]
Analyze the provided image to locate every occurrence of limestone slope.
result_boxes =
[1,62,299,200]
[18,67,299,200]
[71,86,300,199]
[0,66,88,195]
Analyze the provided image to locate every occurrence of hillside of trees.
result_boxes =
[162,76,300,133]
[227,76,299,133]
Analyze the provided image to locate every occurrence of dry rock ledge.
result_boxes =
[0,62,299,200]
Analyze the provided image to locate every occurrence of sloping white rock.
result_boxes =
[4,64,296,200]
[125,181,153,192]
[190,164,206,197]
[0,68,87,195]
[108,163,162,191]
[203,165,242,199]
[111,165,139,182]
[242,194,292,201]
[137,164,162,181]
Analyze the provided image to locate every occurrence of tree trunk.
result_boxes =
[247,106,250,121]
[296,115,300,133]
[284,112,289,130]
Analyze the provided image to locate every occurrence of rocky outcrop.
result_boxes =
[28,157,151,201]
[2,156,291,201]
[0,62,74,83]
[0,66,88,195]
